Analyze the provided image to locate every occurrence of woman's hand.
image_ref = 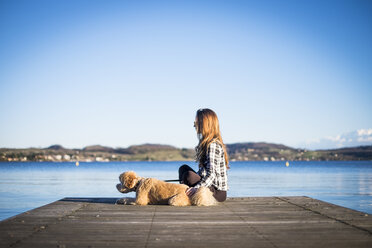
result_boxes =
[186,187,197,197]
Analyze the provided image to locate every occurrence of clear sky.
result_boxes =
[0,0,371,149]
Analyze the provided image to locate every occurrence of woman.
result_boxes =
[179,108,229,202]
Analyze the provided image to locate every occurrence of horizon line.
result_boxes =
[1,142,371,151]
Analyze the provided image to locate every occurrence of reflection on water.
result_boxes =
[0,161,371,221]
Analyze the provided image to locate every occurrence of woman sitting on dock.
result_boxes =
[179,108,229,202]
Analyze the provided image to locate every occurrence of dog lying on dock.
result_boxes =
[116,171,217,206]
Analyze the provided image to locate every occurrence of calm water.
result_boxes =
[0,161,371,221]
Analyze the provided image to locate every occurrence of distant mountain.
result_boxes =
[113,144,178,155]
[0,142,371,162]
[315,145,372,160]
[226,142,372,161]
[227,142,294,153]
[124,144,178,154]
[226,142,299,161]
[83,145,115,153]
[45,144,65,150]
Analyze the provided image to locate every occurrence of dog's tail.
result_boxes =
[191,187,218,206]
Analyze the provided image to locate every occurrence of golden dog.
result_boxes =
[116,171,217,206]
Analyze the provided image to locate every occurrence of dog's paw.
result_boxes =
[116,197,136,205]
[115,198,126,205]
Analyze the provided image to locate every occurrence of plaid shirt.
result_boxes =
[194,141,228,191]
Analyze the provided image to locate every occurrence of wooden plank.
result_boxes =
[0,197,371,247]
[277,196,372,233]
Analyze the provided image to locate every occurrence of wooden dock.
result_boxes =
[1,197,371,247]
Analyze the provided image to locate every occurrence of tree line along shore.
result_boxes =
[1,143,371,162]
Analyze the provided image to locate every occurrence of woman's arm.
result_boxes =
[194,142,221,189]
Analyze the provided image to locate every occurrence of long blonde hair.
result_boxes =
[195,108,229,168]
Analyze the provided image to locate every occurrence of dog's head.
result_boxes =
[116,171,140,193]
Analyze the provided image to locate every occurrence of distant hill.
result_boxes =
[226,142,298,161]
[45,144,65,150]
[227,142,293,151]
[226,143,372,161]
[0,142,371,162]
[122,144,178,154]
[313,145,372,161]
[83,145,115,153]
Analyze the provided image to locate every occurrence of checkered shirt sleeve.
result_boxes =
[195,141,228,191]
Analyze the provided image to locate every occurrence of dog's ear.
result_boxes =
[119,173,125,183]
[123,171,138,189]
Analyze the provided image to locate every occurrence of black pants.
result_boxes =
[178,164,227,202]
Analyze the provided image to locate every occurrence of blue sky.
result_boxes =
[0,0,371,149]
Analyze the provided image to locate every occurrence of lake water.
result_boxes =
[0,161,372,221]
